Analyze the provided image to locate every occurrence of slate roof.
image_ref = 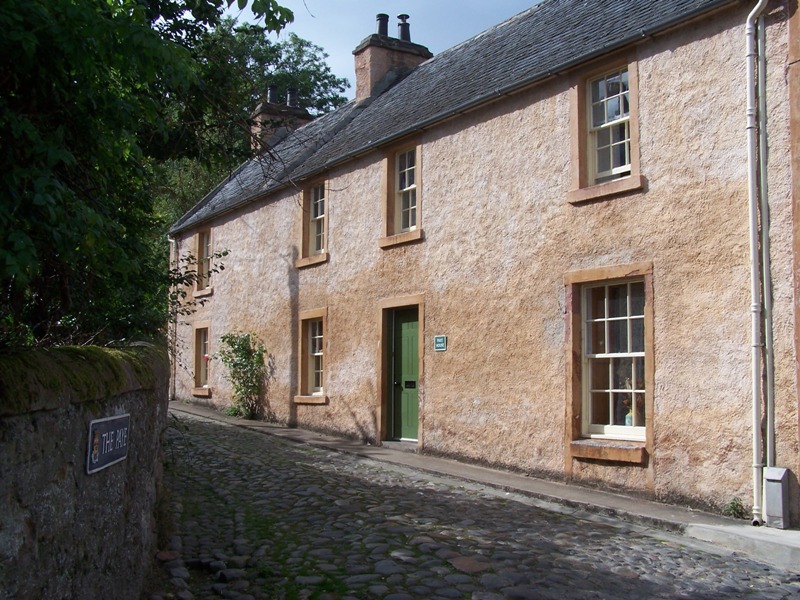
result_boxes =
[171,0,736,234]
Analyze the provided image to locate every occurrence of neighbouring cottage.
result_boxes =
[169,0,800,524]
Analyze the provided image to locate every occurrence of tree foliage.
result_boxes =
[0,0,345,349]
[1,0,197,346]
[154,19,349,181]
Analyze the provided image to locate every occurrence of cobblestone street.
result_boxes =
[148,412,800,600]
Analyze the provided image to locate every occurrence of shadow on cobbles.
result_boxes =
[146,415,800,600]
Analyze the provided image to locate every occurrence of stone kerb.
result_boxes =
[0,344,169,600]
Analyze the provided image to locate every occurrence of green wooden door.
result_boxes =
[392,308,419,440]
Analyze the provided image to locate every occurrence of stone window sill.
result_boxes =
[567,174,645,205]
[379,228,423,249]
[192,387,212,398]
[193,287,213,299]
[294,395,328,405]
[295,252,329,269]
[570,439,646,464]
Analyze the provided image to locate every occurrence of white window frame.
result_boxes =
[308,318,324,395]
[296,307,327,402]
[194,326,209,388]
[395,148,417,233]
[309,183,325,255]
[581,279,646,441]
[588,67,631,185]
[197,230,212,291]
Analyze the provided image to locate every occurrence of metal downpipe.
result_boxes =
[745,0,768,526]
[757,15,776,471]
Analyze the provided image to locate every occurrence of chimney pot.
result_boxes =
[398,14,410,42]
[376,13,389,36]
[287,87,299,108]
[267,84,279,104]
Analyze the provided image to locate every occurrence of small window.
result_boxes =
[194,326,210,388]
[583,280,646,440]
[308,319,324,395]
[568,59,643,204]
[588,68,630,184]
[310,184,326,255]
[196,230,212,291]
[295,308,328,403]
[565,263,653,459]
[396,148,417,233]
[380,143,423,248]
[296,181,329,268]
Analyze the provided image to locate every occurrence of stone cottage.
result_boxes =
[169,0,800,524]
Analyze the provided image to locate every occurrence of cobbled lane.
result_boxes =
[148,413,800,600]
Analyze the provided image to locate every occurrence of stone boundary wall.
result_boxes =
[0,345,169,600]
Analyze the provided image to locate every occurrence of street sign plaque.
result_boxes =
[86,414,130,474]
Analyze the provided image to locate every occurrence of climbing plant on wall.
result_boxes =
[217,332,268,419]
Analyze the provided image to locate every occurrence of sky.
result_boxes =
[225,1,540,99]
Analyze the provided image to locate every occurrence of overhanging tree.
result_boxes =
[0,0,345,348]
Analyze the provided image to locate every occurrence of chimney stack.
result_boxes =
[353,14,432,103]
[250,86,314,153]
[287,87,299,108]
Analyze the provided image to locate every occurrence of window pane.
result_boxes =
[633,392,645,426]
[590,357,610,390]
[613,392,632,425]
[398,171,406,190]
[596,127,610,148]
[620,69,629,91]
[606,97,620,122]
[590,321,605,354]
[631,318,644,353]
[606,74,621,96]
[612,123,627,144]
[406,149,415,168]
[633,357,645,390]
[398,152,406,171]
[591,392,610,425]
[622,94,630,116]
[630,282,644,315]
[589,287,605,319]
[596,147,610,174]
[613,141,629,170]
[407,168,415,187]
[591,78,605,103]
[608,320,628,353]
[314,221,324,253]
[592,102,606,127]
[313,355,323,390]
[612,357,633,390]
[608,284,627,317]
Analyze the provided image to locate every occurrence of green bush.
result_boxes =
[217,332,267,419]
[722,496,749,520]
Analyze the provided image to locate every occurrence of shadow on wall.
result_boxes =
[258,352,277,421]
[342,379,379,445]
[288,246,299,428]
